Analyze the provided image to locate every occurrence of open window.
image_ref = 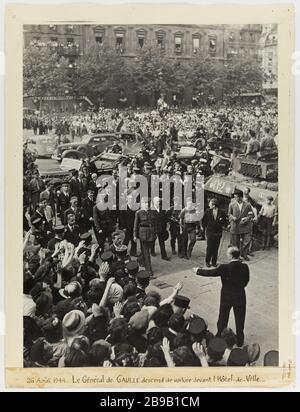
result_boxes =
[208,36,216,56]
[156,30,166,50]
[192,35,201,53]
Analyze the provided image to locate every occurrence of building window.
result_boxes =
[175,36,183,53]
[67,25,74,33]
[137,31,146,48]
[239,32,245,41]
[156,31,166,50]
[115,32,125,53]
[208,37,216,56]
[49,24,57,32]
[250,32,255,42]
[192,36,200,53]
[95,36,103,44]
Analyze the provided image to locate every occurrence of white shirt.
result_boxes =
[23,294,36,317]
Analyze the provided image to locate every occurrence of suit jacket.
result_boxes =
[93,206,116,234]
[152,208,167,234]
[228,201,252,234]
[56,191,71,218]
[202,208,227,238]
[197,260,249,305]
[81,197,95,221]
[69,177,82,199]
[64,224,80,246]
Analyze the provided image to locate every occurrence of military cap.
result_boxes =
[136,270,150,281]
[126,261,139,276]
[173,295,190,309]
[80,232,92,242]
[70,196,78,202]
[227,348,249,366]
[187,317,207,336]
[263,350,278,366]
[101,251,114,263]
[54,224,65,233]
[207,337,227,359]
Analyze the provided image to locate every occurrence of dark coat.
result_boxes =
[64,224,80,246]
[197,260,249,305]
[202,208,227,238]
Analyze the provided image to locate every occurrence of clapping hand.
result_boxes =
[160,337,170,354]
[103,360,112,368]
[113,301,124,318]
[192,342,206,358]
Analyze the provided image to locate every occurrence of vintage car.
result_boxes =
[26,135,57,159]
[51,133,119,161]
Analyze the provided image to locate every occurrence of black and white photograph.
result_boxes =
[21,22,281,370]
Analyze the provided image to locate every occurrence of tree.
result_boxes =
[222,56,263,96]
[74,44,134,105]
[23,44,71,98]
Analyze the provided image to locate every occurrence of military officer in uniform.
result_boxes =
[134,197,157,276]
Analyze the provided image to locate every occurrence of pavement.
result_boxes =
[147,231,278,365]
[32,137,278,366]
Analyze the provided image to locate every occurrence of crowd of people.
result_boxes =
[23,103,279,368]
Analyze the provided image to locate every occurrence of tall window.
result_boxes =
[229,32,235,42]
[49,24,57,32]
[116,32,125,53]
[175,36,182,53]
[208,37,216,56]
[67,25,74,33]
[250,32,255,42]
[192,36,200,53]
[137,33,145,48]
[95,36,103,44]
[156,31,166,50]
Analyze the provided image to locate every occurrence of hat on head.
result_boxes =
[136,270,150,282]
[70,196,78,202]
[107,282,123,304]
[126,261,139,276]
[207,337,227,360]
[263,350,279,366]
[62,310,86,338]
[129,310,149,331]
[174,295,190,309]
[80,232,92,242]
[101,251,114,263]
[112,229,126,244]
[59,281,82,299]
[187,317,207,336]
[54,224,65,234]
[227,348,249,366]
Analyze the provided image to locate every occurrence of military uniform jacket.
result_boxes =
[134,209,157,242]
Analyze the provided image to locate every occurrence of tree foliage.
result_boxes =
[23,45,71,97]
[23,43,264,104]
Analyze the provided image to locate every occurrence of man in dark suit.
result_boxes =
[202,198,227,267]
[56,182,71,222]
[119,193,137,256]
[64,213,80,246]
[81,190,95,232]
[63,196,84,233]
[40,181,56,216]
[194,246,249,347]
[69,170,82,204]
[151,196,169,260]
[228,189,253,260]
